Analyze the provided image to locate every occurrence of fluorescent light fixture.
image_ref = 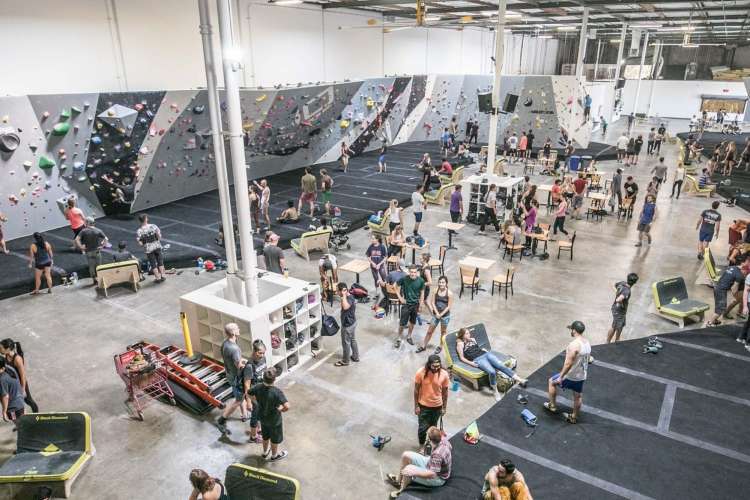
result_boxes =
[630,23,662,29]
[273,0,302,4]
[223,46,243,62]
[538,35,553,39]
[425,16,441,22]
[609,38,622,43]
[557,26,576,32]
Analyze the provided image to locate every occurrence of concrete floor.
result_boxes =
[0,117,743,500]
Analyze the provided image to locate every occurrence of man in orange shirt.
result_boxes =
[414,355,450,447]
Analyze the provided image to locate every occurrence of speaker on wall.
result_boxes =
[616,78,626,89]
[503,93,518,113]
[477,92,493,113]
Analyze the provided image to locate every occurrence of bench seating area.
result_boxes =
[685,175,715,197]
[96,259,140,297]
[290,228,332,261]
[652,276,710,327]
[367,210,391,236]
[441,323,517,390]
[425,183,454,207]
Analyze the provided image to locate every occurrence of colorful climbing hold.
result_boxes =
[52,122,70,135]
[60,109,71,120]
[38,156,56,169]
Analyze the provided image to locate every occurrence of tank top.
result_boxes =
[565,338,591,382]
[434,289,449,313]
[391,207,401,224]
[462,339,484,361]
[34,243,51,266]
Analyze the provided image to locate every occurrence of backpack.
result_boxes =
[349,283,368,298]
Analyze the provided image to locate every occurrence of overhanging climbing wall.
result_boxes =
[0,75,591,241]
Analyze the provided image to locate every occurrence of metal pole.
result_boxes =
[217,0,259,307]
[486,0,507,170]
[575,7,589,81]
[632,31,649,119]
[198,0,241,302]
[593,39,602,81]
[646,39,660,118]
[611,23,626,116]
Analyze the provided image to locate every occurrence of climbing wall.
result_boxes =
[0,74,592,240]
[0,95,103,241]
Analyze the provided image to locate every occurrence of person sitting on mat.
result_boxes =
[188,469,228,500]
[456,328,527,400]
[387,426,452,498]
[482,459,533,500]
[276,201,299,224]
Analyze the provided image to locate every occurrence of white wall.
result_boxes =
[621,79,748,119]
[503,34,559,76]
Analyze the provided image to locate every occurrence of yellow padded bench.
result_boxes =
[0,412,94,498]
[442,323,517,390]
[425,183,454,207]
[440,165,464,185]
[96,259,140,297]
[685,175,715,197]
[652,276,710,328]
[367,210,390,236]
[703,247,722,284]
[290,228,332,261]
[225,463,300,499]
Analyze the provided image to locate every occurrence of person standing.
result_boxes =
[600,116,607,137]
[571,174,587,220]
[418,276,453,354]
[0,339,39,413]
[241,339,267,444]
[366,235,387,288]
[136,214,165,283]
[0,358,25,425]
[320,169,334,216]
[262,233,285,274]
[647,128,656,156]
[449,185,463,226]
[335,283,360,366]
[616,133,629,163]
[552,196,569,238]
[63,197,86,248]
[0,212,8,255]
[671,162,686,199]
[248,368,289,461]
[544,320,591,424]
[625,136,636,166]
[75,217,108,285]
[340,141,352,173]
[635,195,657,247]
[469,120,479,144]
[611,168,623,212]
[378,143,388,173]
[737,267,750,351]
[627,113,635,133]
[216,323,244,435]
[583,94,592,122]
[507,133,518,163]
[253,179,271,231]
[526,129,535,159]
[28,233,53,295]
[387,199,403,234]
[633,135,644,165]
[449,116,458,146]
[411,185,426,237]
[478,184,500,235]
[413,355,449,447]
[395,265,425,348]
[248,184,261,233]
[607,273,639,343]
[696,201,722,260]
[441,128,451,157]
[518,132,528,161]
[650,157,667,191]
[298,168,317,217]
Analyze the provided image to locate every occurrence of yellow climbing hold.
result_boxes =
[256,95,267,103]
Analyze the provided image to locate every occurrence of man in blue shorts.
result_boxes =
[696,201,721,260]
[544,321,591,424]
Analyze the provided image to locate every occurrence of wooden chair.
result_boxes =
[502,234,525,262]
[557,231,576,260]
[386,245,404,272]
[428,245,447,277]
[384,282,402,316]
[459,265,480,300]
[617,197,634,220]
[491,267,515,299]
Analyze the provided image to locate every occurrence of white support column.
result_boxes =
[593,39,602,81]
[217,0,259,307]
[611,23,626,115]
[631,31,650,121]
[575,7,589,81]
[486,0,507,170]
[646,39,661,117]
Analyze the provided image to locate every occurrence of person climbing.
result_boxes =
[63,197,86,250]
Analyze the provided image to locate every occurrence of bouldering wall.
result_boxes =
[0,74,591,240]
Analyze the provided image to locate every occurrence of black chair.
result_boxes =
[491,267,515,299]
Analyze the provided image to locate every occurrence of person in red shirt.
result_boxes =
[438,158,453,176]
[550,179,563,205]
[572,174,588,220]
[63,197,86,249]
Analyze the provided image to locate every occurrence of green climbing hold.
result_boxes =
[38,156,56,169]
[60,109,71,120]
[71,106,82,115]
[52,122,70,135]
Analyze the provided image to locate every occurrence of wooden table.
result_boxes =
[404,240,429,264]
[437,221,465,250]
[588,192,608,201]
[338,259,370,284]
[537,184,554,210]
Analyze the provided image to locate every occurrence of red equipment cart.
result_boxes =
[114,346,175,420]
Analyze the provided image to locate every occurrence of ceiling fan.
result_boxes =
[338,0,468,32]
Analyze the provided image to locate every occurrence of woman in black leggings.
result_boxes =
[0,339,39,413]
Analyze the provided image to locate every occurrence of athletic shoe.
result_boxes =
[262,448,271,459]
[736,338,746,344]
[406,336,414,345]
[635,242,642,247]
[477,230,485,235]
[393,338,401,348]
[434,346,442,354]
[270,450,288,462]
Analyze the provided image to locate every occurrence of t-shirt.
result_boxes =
[699,173,710,188]
[387,269,406,284]
[301,173,317,193]
[112,250,135,262]
[341,295,356,328]
[551,184,562,201]
[700,209,721,234]
[527,133,535,147]
[612,173,622,193]
[221,339,242,385]
[0,371,24,412]
[640,202,656,224]
[263,245,284,274]
[78,226,106,252]
[484,190,497,210]
[415,367,449,408]
[653,165,668,180]
[518,136,528,150]
[66,207,85,229]
[556,200,568,217]
[411,191,425,212]
[449,191,462,213]
[249,384,288,427]
[624,182,638,198]
[508,136,518,149]
[612,281,631,313]
[241,356,267,387]
[440,162,453,174]
[366,243,387,265]
[441,131,451,144]
[573,178,587,195]
[398,276,425,304]
[136,223,162,254]
[428,438,452,480]
[617,136,629,150]
[717,266,745,292]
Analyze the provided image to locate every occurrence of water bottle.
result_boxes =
[71,272,78,284]
[451,378,460,392]
[197,258,204,269]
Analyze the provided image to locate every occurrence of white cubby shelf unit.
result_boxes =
[180,272,323,380]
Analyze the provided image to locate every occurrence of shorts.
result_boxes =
[147,249,164,269]
[401,452,447,488]
[400,303,419,327]
[431,313,450,327]
[379,154,386,163]
[249,404,260,428]
[231,380,244,402]
[35,261,51,271]
[260,419,283,444]
[551,373,584,394]
[300,192,316,204]
[509,148,517,155]
[321,191,332,204]
[572,195,584,209]
[611,307,626,330]
[414,212,423,223]
[72,225,84,237]
[637,222,651,233]
[617,148,625,155]
[699,229,714,243]
[714,288,728,314]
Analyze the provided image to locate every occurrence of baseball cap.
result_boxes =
[269,232,280,243]
[567,321,585,334]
